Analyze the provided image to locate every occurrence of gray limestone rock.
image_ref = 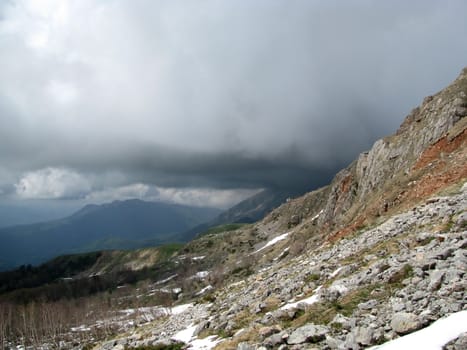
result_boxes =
[391,312,422,335]
[287,324,329,345]
[264,332,288,347]
[237,342,255,350]
[428,270,445,291]
[353,326,375,346]
[443,332,467,350]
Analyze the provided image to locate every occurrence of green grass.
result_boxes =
[125,343,184,350]
[158,243,184,258]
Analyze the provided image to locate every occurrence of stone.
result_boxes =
[331,313,356,331]
[444,332,467,350]
[264,332,287,347]
[358,299,378,310]
[100,341,117,350]
[287,324,329,345]
[259,325,282,338]
[391,312,422,335]
[412,290,428,301]
[428,270,445,291]
[237,342,255,350]
[194,320,210,336]
[353,326,375,346]
[289,215,300,226]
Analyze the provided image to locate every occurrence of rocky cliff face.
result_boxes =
[261,67,467,245]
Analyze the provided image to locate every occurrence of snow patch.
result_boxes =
[255,232,291,253]
[330,267,343,278]
[369,310,467,350]
[196,285,213,296]
[311,209,323,221]
[170,303,194,315]
[173,324,197,343]
[155,274,178,285]
[172,324,221,350]
[274,247,290,261]
[192,256,206,261]
[190,336,221,350]
[280,286,322,310]
[189,271,209,279]
[71,325,91,332]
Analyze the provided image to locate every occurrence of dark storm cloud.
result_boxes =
[0,0,467,205]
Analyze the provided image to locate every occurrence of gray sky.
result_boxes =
[1,0,467,211]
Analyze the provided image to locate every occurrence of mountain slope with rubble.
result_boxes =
[3,69,466,350]
[82,69,467,350]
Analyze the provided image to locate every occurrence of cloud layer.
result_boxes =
[1,0,467,207]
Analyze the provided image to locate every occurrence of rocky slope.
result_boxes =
[92,183,466,350]
[6,69,465,350]
[80,69,467,350]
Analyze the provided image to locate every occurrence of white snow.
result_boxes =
[311,209,323,221]
[192,256,206,261]
[190,335,221,350]
[194,271,210,279]
[330,266,343,278]
[196,285,213,296]
[71,325,91,332]
[274,247,290,261]
[170,303,194,315]
[280,286,322,310]
[369,310,467,350]
[155,274,178,285]
[255,232,291,253]
[172,324,221,350]
[173,324,197,343]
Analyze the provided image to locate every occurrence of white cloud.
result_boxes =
[85,183,150,203]
[85,184,258,209]
[153,187,260,209]
[46,79,78,105]
[15,167,91,199]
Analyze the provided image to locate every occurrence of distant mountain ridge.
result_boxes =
[179,188,300,240]
[0,199,221,270]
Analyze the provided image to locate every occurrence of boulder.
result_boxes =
[264,331,289,347]
[259,325,281,338]
[237,342,255,350]
[391,312,422,335]
[287,324,328,344]
[428,270,445,291]
[353,326,375,346]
